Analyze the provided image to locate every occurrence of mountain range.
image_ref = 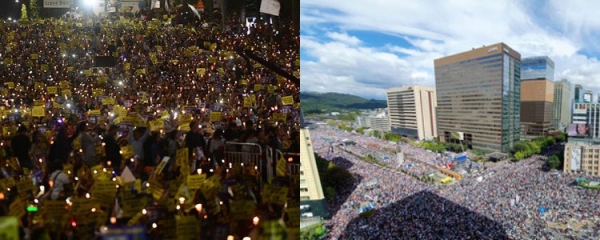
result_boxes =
[301,92,387,113]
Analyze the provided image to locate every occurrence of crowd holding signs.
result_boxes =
[0,6,299,240]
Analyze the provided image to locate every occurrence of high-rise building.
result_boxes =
[574,84,583,103]
[434,43,520,153]
[584,90,593,103]
[520,56,554,138]
[299,129,328,218]
[564,140,600,177]
[521,56,555,81]
[553,79,572,130]
[386,85,437,140]
[520,79,554,137]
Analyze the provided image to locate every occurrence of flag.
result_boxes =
[188,4,202,21]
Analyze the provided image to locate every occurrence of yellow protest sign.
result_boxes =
[243,97,252,108]
[121,145,134,159]
[52,102,63,109]
[293,71,300,77]
[97,77,108,84]
[122,116,135,123]
[268,85,277,93]
[273,113,287,123]
[8,199,26,218]
[17,178,34,193]
[41,64,49,71]
[136,68,146,75]
[32,106,45,117]
[261,185,288,205]
[208,57,217,63]
[67,66,74,72]
[84,70,92,76]
[176,216,199,239]
[93,89,103,97]
[254,84,264,91]
[186,174,205,190]
[209,112,221,122]
[124,63,130,70]
[230,200,256,220]
[196,68,206,75]
[88,110,101,116]
[47,86,58,94]
[276,75,286,83]
[253,63,262,68]
[31,54,38,60]
[176,148,188,167]
[4,58,13,65]
[281,96,294,105]
[0,216,19,239]
[93,179,117,194]
[276,156,287,176]
[4,82,14,89]
[102,97,115,105]
[61,89,72,97]
[150,119,164,132]
[59,81,69,89]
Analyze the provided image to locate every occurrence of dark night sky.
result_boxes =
[0,0,23,20]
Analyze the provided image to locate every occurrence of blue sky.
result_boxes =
[300,0,600,100]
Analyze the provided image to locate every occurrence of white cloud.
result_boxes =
[301,0,600,99]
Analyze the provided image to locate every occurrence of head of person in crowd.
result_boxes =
[108,125,119,138]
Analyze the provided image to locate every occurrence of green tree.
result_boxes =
[356,128,365,134]
[20,4,27,20]
[513,151,525,161]
[547,155,561,169]
[29,0,38,19]
[324,186,336,200]
[546,136,556,146]
[372,130,381,138]
[556,133,566,142]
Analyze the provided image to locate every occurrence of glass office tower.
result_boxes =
[434,43,521,153]
[520,56,554,81]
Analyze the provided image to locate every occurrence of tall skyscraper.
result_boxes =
[584,90,593,103]
[520,56,554,138]
[553,79,572,130]
[574,84,583,103]
[521,56,555,81]
[434,43,520,153]
[386,85,437,140]
[299,129,328,218]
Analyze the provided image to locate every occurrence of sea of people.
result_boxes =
[310,125,600,239]
[0,6,298,240]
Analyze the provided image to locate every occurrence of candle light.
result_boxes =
[152,223,157,229]
[179,197,185,204]
[110,217,116,224]
[227,236,234,240]
[195,204,202,213]
[252,216,259,226]
[142,209,147,215]
[243,237,251,240]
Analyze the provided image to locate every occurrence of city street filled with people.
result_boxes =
[0,7,299,239]
[310,125,600,239]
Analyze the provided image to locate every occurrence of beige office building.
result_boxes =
[520,79,554,138]
[564,142,600,177]
[434,43,521,153]
[386,85,437,140]
[299,128,328,218]
[553,79,572,130]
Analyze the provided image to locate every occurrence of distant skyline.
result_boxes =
[300,0,600,100]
